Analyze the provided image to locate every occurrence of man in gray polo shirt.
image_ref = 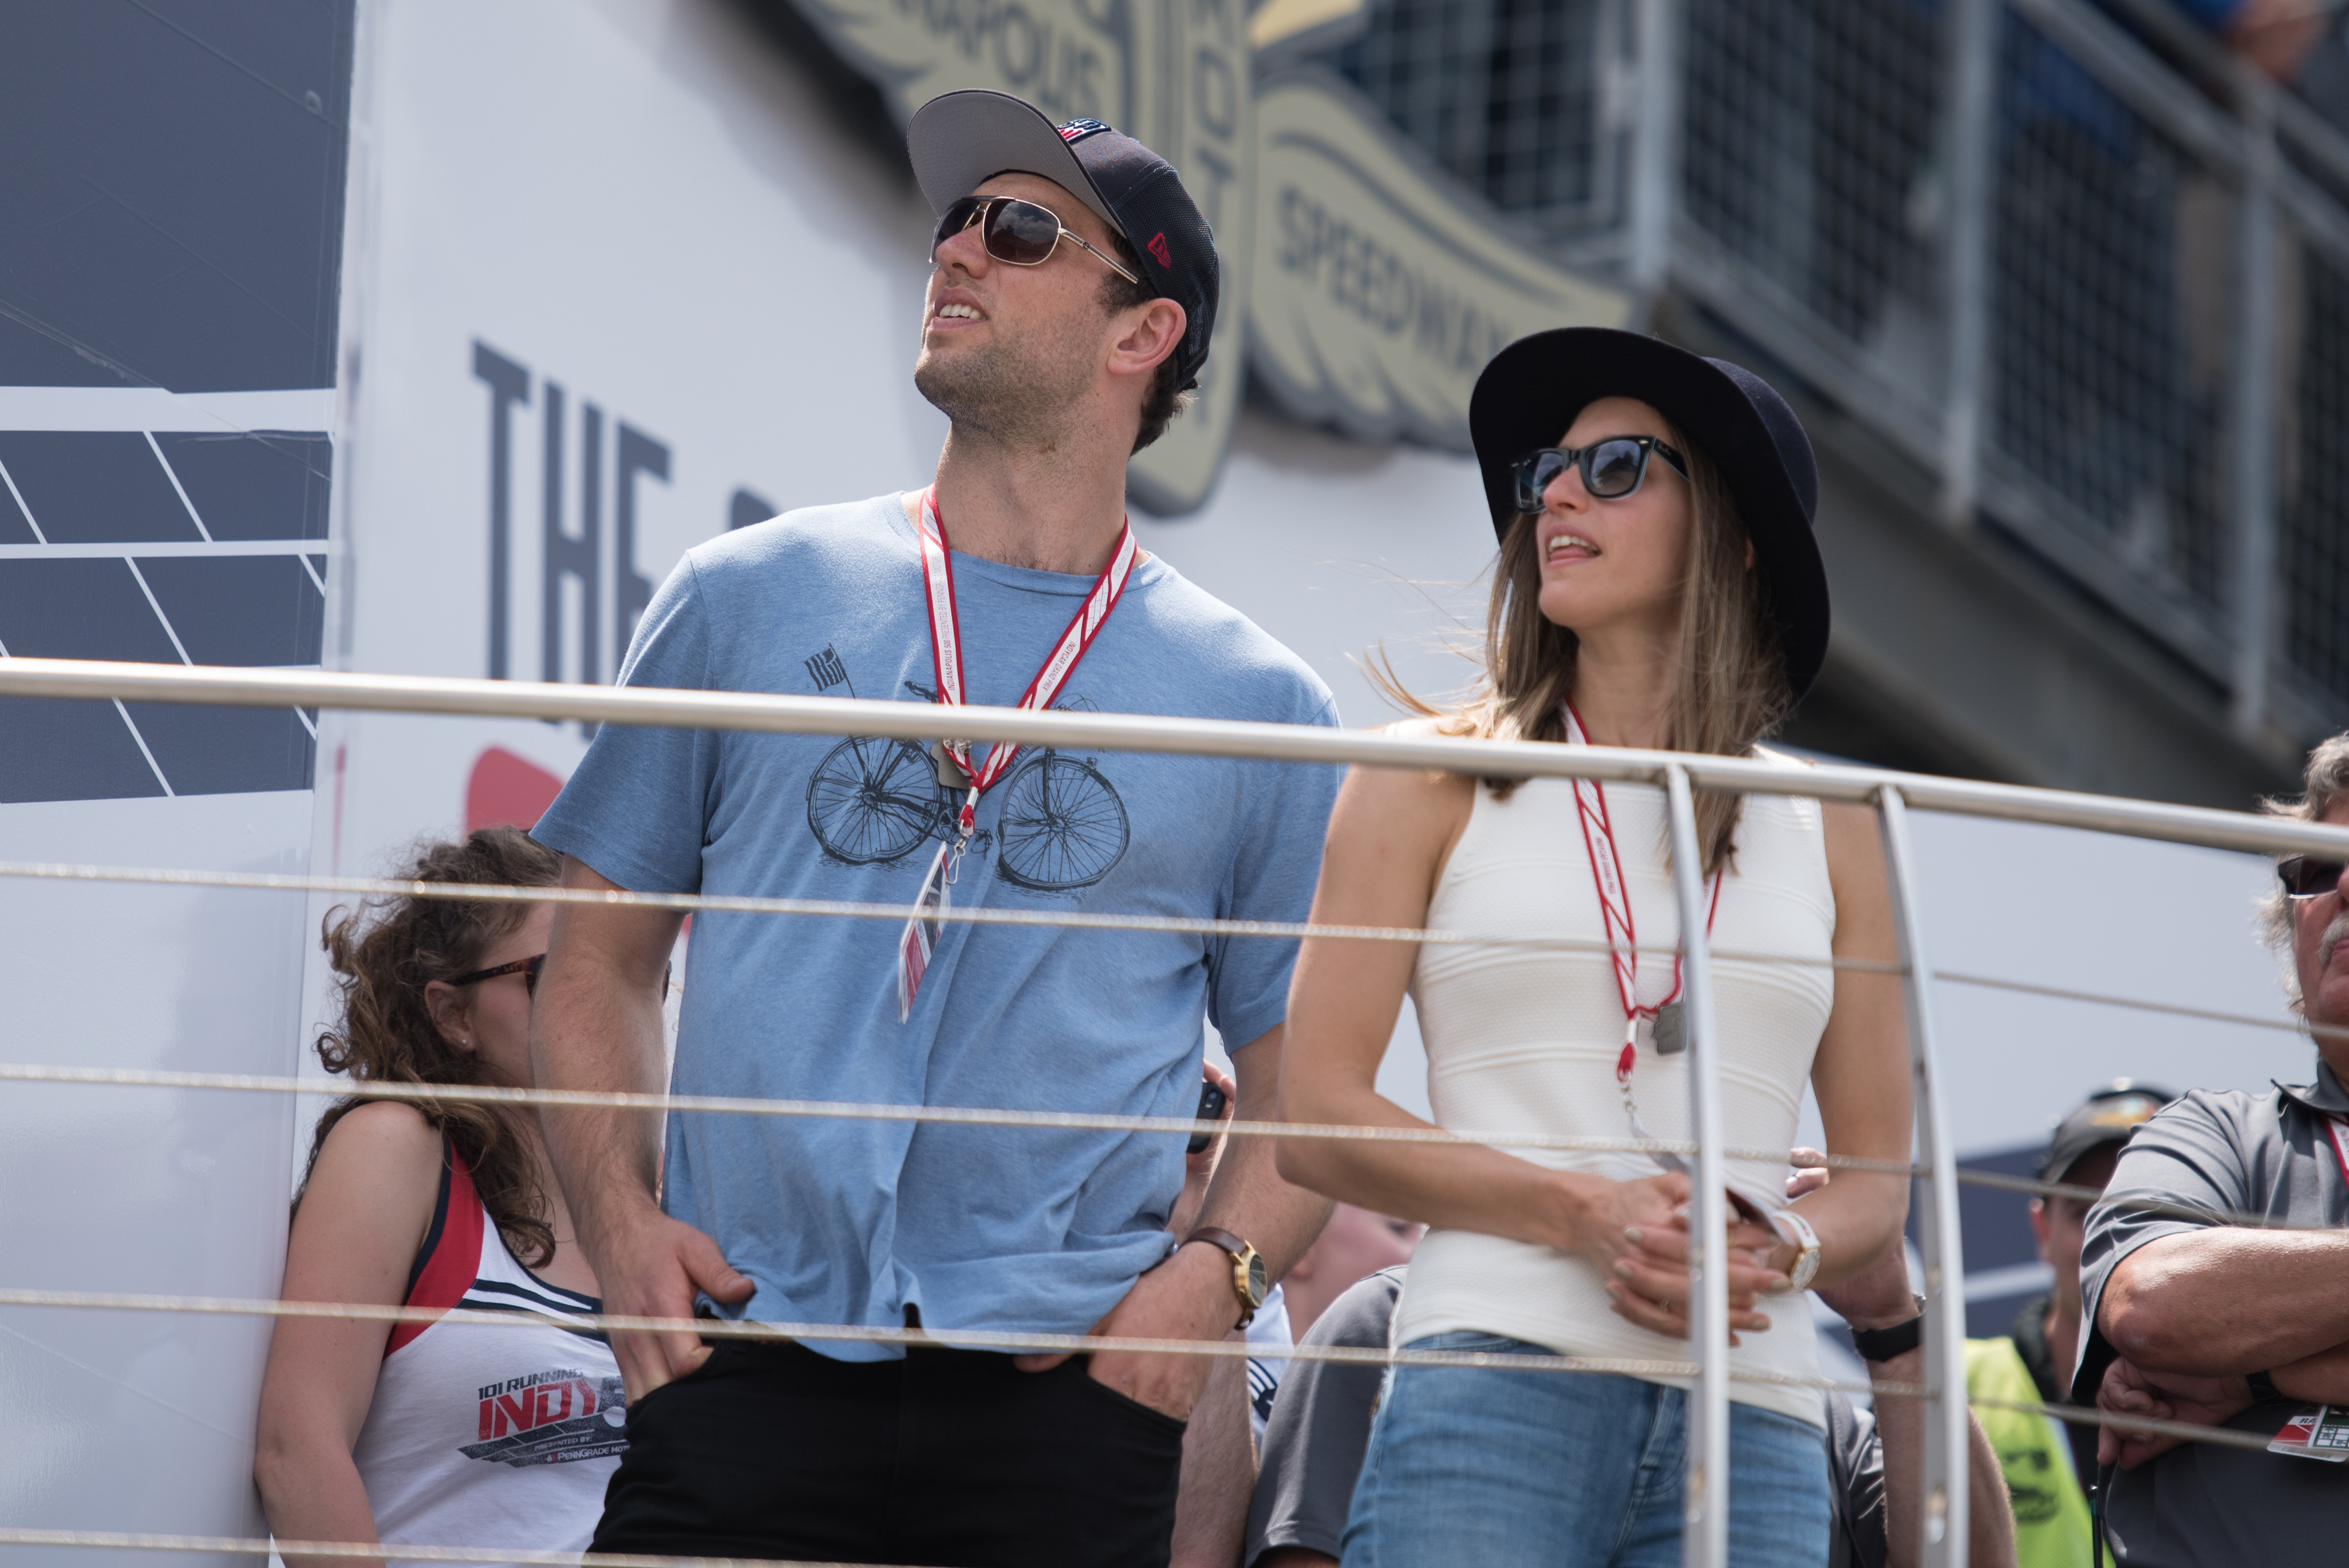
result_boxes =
[2074,731,2349,1561]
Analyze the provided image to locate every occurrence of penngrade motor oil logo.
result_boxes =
[461,1368,629,1467]
[783,0,1629,515]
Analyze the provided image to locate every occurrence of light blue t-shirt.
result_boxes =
[534,493,1342,1359]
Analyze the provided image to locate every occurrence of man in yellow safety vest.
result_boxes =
[1964,1082,2173,1568]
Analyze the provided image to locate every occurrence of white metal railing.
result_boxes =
[3,657,2345,1568]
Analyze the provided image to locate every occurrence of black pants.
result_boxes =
[593,1337,1187,1567]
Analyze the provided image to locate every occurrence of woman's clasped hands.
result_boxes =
[1577,1170,1794,1345]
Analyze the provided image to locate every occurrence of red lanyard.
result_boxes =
[1560,701,1723,1092]
[896,488,1135,1023]
[2327,1116,2349,1191]
[915,484,1136,840]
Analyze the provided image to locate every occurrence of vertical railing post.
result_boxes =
[1627,0,1683,324]
[2229,88,2280,741]
[1876,786,1969,1568]
[1662,765,1728,1568]
[1939,0,1997,530]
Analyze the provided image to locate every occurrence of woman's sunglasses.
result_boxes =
[1510,435,1689,514]
[449,953,672,1002]
[2278,856,2346,900]
[930,195,1141,287]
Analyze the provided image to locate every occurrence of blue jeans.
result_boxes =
[1343,1334,1831,1568]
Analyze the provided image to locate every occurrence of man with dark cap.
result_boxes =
[1962,1082,2174,1568]
[528,89,1340,1567]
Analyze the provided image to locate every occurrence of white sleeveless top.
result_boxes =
[1394,756,1834,1428]
[351,1146,626,1561]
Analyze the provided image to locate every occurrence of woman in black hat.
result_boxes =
[1276,329,1914,1565]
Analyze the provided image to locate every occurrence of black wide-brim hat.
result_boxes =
[1468,328,1831,702]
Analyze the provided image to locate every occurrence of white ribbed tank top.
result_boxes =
[1394,754,1834,1428]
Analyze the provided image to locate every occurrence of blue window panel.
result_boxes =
[0,433,202,543]
[0,697,165,803]
[0,557,181,662]
[0,2,354,392]
[153,432,330,540]
[123,701,315,795]
[0,468,33,543]
[133,555,322,667]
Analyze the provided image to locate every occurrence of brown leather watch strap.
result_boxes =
[1185,1226,1249,1259]
[1184,1226,1262,1328]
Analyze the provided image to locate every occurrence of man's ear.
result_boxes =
[2027,1197,2052,1265]
[1107,296,1186,381]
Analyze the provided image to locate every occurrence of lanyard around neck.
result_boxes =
[1560,701,1723,1084]
[914,485,1136,838]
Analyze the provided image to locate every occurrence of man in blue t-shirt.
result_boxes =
[528,89,1341,1567]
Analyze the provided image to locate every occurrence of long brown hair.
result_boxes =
[1383,424,1791,875]
[303,827,563,1266]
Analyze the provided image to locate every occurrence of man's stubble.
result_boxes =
[914,304,1102,452]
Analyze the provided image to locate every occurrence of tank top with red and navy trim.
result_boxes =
[350,1142,625,1560]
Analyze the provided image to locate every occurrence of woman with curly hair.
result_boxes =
[255,828,627,1568]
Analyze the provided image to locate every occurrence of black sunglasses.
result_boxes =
[1511,436,1689,514]
[449,953,672,1002]
[2278,856,2346,900]
[930,195,1141,286]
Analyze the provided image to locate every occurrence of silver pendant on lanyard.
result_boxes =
[1565,702,1714,1170]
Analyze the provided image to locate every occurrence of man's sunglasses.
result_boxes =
[930,195,1141,287]
[2278,856,2346,900]
[448,953,672,1002]
[1510,436,1689,514]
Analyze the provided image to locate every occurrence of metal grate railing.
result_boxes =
[1313,0,2349,745]
[1681,0,1944,364]
[1987,5,2237,631]
[1329,0,1624,239]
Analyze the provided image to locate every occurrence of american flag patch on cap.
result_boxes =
[1058,118,1112,143]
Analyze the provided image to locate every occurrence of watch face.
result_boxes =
[1243,1253,1269,1305]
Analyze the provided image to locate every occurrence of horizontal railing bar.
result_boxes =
[17,1064,2348,1230]
[0,1383,2279,1565]
[0,1290,2288,1454]
[0,1062,1881,1167]
[3,660,2344,859]
[0,858,1892,966]
[0,1528,898,1568]
[1933,967,2343,1042]
[0,1288,1712,1377]
[9,859,2339,1044]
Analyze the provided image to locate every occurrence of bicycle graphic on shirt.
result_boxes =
[803,687,1128,891]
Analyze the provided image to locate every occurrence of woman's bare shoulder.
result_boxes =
[1347,719,1481,806]
[305,1103,444,1212]
[1380,714,1482,742]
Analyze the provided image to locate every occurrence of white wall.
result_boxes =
[0,792,311,1568]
